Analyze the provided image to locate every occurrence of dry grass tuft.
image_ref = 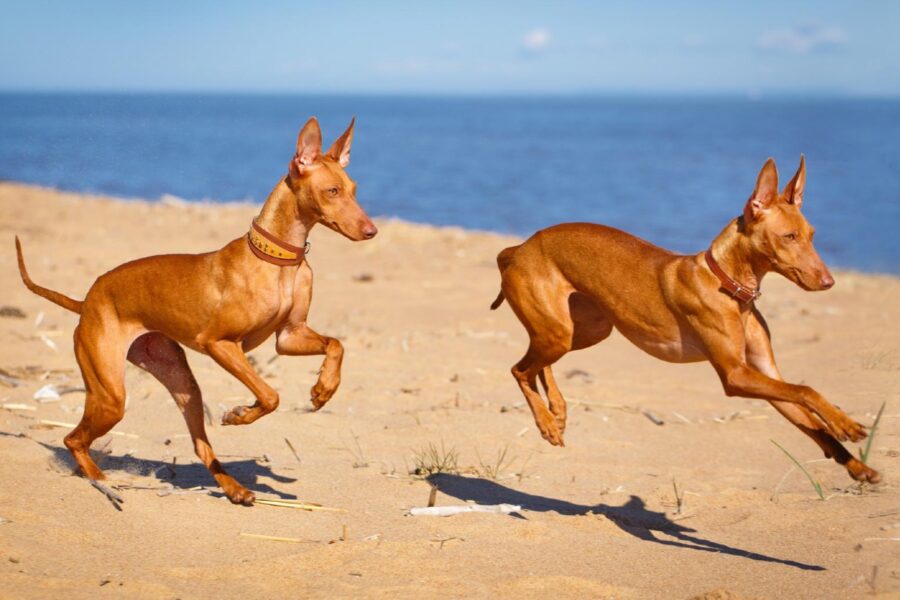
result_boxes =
[410,441,459,477]
[475,445,515,481]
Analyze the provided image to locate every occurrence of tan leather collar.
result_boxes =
[247,219,308,266]
[704,249,760,304]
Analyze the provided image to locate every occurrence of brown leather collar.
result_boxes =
[247,219,309,266]
[704,249,761,304]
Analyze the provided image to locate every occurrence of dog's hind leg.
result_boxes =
[128,333,256,505]
[538,293,615,433]
[538,368,566,432]
[65,320,129,481]
[502,268,578,446]
[513,342,568,446]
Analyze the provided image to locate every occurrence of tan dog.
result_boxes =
[492,156,880,484]
[16,117,377,504]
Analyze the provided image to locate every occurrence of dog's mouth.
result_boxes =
[325,219,369,241]
[785,266,821,291]
[322,219,344,236]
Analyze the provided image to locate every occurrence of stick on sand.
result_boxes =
[240,532,319,544]
[284,437,302,464]
[40,419,139,438]
[255,498,347,512]
[89,479,124,509]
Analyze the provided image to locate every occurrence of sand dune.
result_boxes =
[0,182,898,599]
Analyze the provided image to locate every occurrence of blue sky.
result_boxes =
[1,0,897,95]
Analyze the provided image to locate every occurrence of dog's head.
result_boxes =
[742,156,833,291]
[286,117,377,241]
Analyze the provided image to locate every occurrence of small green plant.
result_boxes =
[771,440,825,500]
[343,429,368,468]
[411,441,459,477]
[859,401,887,465]
[515,451,534,482]
[672,479,684,515]
[475,445,515,481]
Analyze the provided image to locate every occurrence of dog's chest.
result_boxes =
[240,268,303,352]
[271,268,299,317]
[244,264,312,341]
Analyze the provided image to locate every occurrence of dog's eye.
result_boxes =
[782,232,798,242]
[327,187,339,197]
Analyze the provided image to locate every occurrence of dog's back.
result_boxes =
[492,222,680,312]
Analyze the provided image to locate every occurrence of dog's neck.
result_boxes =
[708,216,769,293]
[254,178,317,248]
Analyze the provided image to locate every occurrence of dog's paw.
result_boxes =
[219,475,256,506]
[815,404,867,443]
[827,412,867,443]
[221,405,250,426]
[227,487,256,506]
[309,378,339,411]
[844,419,868,443]
[846,459,882,484]
[535,416,565,447]
[555,414,567,434]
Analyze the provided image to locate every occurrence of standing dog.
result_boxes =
[16,117,377,504]
[492,156,880,484]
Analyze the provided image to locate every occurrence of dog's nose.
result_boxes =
[362,223,378,239]
[820,273,835,289]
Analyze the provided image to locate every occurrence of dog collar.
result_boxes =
[247,219,309,266]
[704,249,761,304]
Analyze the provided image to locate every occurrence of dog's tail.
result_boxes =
[15,236,83,314]
[490,245,520,310]
[489,291,506,310]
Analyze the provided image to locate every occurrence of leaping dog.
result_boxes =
[492,156,879,485]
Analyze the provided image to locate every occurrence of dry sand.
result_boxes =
[0,182,898,599]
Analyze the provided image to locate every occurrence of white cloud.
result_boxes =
[521,28,551,52]
[758,24,848,54]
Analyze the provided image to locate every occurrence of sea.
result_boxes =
[1,93,898,274]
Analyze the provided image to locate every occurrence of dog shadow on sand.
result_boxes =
[428,473,824,572]
[19,435,300,501]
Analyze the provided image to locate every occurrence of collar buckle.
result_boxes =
[705,249,761,305]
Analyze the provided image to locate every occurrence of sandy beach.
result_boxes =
[0,182,898,599]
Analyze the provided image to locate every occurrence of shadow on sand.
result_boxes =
[428,473,825,572]
[18,434,299,500]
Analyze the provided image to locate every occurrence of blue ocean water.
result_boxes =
[1,93,898,273]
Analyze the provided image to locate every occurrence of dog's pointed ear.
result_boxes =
[781,154,806,208]
[325,117,355,168]
[744,158,779,222]
[290,117,323,177]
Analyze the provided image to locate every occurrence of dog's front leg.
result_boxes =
[745,310,880,483]
[693,312,868,443]
[706,343,866,443]
[276,324,343,410]
[718,363,867,443]
[206,340,280,426]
